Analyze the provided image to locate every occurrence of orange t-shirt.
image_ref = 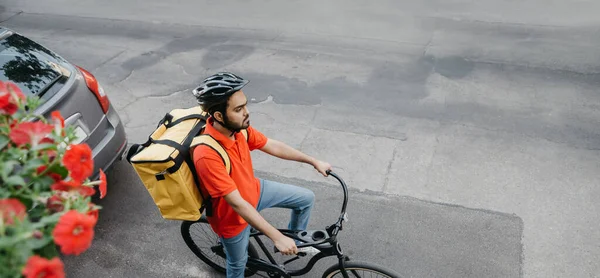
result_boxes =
[192,117,268,238]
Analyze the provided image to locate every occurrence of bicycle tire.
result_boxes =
[181,219,259,277]
[322,261,402,278]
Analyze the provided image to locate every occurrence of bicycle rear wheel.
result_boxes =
[322,261,402,278]
[181,219,259,277]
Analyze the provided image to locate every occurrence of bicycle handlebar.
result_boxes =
[325,170,349,231]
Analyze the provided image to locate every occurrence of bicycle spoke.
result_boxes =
[196,223,213,239]
[183,221,229,274]
[193,224,214,241]
[190,227,204,238]
[190,228,205,241]
[191,225,219,250]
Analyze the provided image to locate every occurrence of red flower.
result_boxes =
[48,173,63,183]
[40,137,55,144]
[51,180,96,197]
[9,121,54,147]
[0,198,26,225]
[0,119,18,129]
[0,81,25,115]
[50,111,66,137]
[22,255,65,278]
[46,195,64,213]
[53,210,97,255]
[62,144,94,182]
[0,92,13,114]
[98,169,107,199]
[87,203,99,220]
[36,166,46,174]
[51,111,64,128]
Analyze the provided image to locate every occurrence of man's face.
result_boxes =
[224,90,250,130]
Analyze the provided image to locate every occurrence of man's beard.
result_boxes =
[223,114,250,132]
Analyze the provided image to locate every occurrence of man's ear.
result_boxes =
[213,111,224,122]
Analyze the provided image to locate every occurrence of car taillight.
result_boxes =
[76,66,110,114]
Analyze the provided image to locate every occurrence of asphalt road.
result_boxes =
[1,1,599,277]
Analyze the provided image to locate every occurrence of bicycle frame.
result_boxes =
[243,171,352,278]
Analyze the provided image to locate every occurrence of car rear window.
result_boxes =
[0,32,71,99]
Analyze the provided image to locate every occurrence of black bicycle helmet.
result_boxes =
[192,72,249,105]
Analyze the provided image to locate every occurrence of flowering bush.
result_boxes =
[0,80,107,278]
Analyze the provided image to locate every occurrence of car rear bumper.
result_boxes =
[90,103,127,179]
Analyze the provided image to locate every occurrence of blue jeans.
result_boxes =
[220,179,315,278]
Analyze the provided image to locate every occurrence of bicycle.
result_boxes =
[181,171,401,277]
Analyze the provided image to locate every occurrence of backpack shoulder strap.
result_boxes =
[191,134,231,174]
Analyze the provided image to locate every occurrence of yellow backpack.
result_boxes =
[126,106,247,221]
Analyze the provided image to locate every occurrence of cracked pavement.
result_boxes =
[1,0,600,277]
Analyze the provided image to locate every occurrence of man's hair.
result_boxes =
[201,94,232,118]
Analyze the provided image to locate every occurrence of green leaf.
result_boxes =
[48,164,68,179]
[23,158,45,173]
[26,96,42,112]
[31,213,61,229]
[34,176,55,192]
[0,244,31,278]
[0,230,31,248]
[1,160,19,179]
[6,147,26,160]
[4,176,26,187]
[37,242,59,258]
[27,236,53,250]
[26,205,48,223]
[31,143,56,152]
[0,134,9,150]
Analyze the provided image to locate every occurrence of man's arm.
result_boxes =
[223,189,298,255]
[259,138,332,176]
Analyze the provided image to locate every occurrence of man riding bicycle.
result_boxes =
[191,72,332,278]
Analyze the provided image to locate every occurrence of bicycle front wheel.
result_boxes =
[322,261,402,278]
[181,219,259,277]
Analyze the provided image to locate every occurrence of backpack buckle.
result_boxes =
[155,170,167,181]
